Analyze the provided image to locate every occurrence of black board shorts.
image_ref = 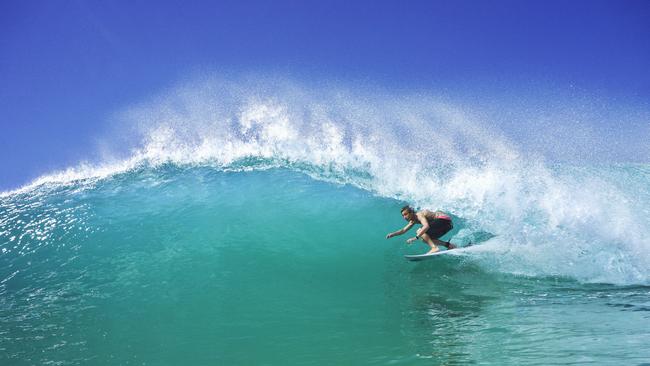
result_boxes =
[426,218,453,239]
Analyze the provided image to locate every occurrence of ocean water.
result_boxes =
[1,79,649,365]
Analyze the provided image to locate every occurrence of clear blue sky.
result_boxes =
[1,0,649,191]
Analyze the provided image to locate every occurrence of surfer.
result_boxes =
[386,206,456,254]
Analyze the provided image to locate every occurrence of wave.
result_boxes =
[1,76,649,285]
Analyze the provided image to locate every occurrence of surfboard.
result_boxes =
[404,246,471,261]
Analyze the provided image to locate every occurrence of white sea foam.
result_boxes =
[2,75,649,284]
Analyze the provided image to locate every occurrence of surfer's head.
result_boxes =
[400,206,416,221]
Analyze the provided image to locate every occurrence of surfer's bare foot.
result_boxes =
[426,247,440,254]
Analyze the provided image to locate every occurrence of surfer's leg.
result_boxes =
[418,232,440,253]
[425,219,456,249]
[431,237,456,249]
[441,241,457,249]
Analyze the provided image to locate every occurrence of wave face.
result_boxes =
[1,77,650,364]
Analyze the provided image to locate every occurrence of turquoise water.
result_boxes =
[2,166,649,365]
[2,80,650,364]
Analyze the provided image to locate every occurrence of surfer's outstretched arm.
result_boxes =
[386,221,415,239]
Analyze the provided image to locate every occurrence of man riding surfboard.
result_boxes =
[386,206,456,254]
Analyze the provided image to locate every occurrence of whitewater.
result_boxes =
[1,77,649,365]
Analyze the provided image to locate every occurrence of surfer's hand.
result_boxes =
[386,233,394,239]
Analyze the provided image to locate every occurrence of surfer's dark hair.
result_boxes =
[401,205,415,214]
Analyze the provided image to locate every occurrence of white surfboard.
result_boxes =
[404,246,471,261]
